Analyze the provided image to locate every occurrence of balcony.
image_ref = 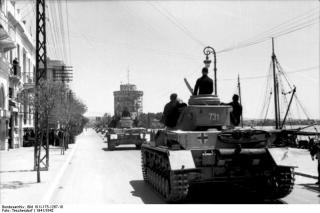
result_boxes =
[9,63,21,83]
[23,75,35,92]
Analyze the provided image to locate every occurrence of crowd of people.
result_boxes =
[23,128,72,149]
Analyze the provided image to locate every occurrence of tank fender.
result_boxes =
[168,150,196,170]
[267,148,298,168]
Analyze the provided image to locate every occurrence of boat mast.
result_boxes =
[272,38,281,129]
[237,74,243,127]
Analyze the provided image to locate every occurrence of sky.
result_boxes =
[16,0,319,120]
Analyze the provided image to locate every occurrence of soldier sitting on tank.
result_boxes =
[161,93,180,128]
[221,94,243,126]
[193,67,213,95]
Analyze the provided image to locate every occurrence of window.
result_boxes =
[8,88,13,98]
[23,105,27,125]
[14,113,18,126]
[0,86,4,109]
[17,44,20,61]
[9,50,12,63]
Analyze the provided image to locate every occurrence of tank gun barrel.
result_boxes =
[184,78,193,95]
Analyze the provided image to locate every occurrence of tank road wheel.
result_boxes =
[108,141,115,151]
[141,152,148,182]
[160,177,165,195]
[156,174,160,192]
[264,167,295,199]
[163,178,170,200]
[142,149,189,203]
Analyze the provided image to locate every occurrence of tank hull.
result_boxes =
[107,128,147,150]
[141,129,296,203]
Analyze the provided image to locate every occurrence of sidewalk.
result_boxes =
[290,148,318,179]
[0,142,77,204]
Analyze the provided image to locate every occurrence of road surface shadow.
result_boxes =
[185,183,285,204]
[130,180,284,204]
[130,180,164,204]
[0,181,36,190]
[102,147,139,152]
[299,183,320,193]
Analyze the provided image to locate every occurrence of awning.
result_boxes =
[0,37,16,52]
[9,100,16,107]
[0,24,9,40]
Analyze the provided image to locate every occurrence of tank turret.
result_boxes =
[117,116,133,128]
[176,95,231,131]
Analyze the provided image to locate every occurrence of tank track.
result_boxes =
[141,148,189,203]
[108,140,115,151]
[264,167,295,199]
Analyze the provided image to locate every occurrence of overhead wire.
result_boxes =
[148,2,205,48]
[48,0,62,60]
[153,2,206,47]
[217,8,319,54]
[221,8,319,52]
[65,0,72,64]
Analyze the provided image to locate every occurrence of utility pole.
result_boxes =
[271,38,280,129]
[34,0,48,182]
[237,74,243,127]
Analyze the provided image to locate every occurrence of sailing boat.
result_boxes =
[260,38,320,147]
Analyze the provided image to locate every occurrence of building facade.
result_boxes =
[0,0,35,149]
[0,0,14,150]
[113,83,143,119]
[47,59,71,83]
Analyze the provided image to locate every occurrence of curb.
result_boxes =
[41,142,79,203]
[295,172,318,179]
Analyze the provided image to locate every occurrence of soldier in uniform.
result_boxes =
[310,139,320,184]
[221,94,243,126]
[193,67,213,95]
[161,93,179,128]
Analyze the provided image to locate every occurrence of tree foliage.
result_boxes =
[31,79,88,136]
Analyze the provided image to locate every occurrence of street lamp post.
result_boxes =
[203,46,217,96]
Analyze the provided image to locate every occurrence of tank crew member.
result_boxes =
[161,93,180,128]
[221,94,242,126]
[193,67,213,95]
[177,98,187,113]
[310,139,320,184]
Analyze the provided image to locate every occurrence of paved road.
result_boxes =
[49,129,320,204]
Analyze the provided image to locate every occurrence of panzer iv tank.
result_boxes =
[107,116,147,150]
[140,46,296,203]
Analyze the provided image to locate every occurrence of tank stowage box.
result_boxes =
[141,95,297,203]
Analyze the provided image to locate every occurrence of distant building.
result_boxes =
[113,83,143,119]
[47,59,72,84]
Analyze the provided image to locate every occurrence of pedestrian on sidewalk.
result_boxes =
[310,138,320,184]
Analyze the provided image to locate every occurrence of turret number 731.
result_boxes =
[209,113,219,121]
